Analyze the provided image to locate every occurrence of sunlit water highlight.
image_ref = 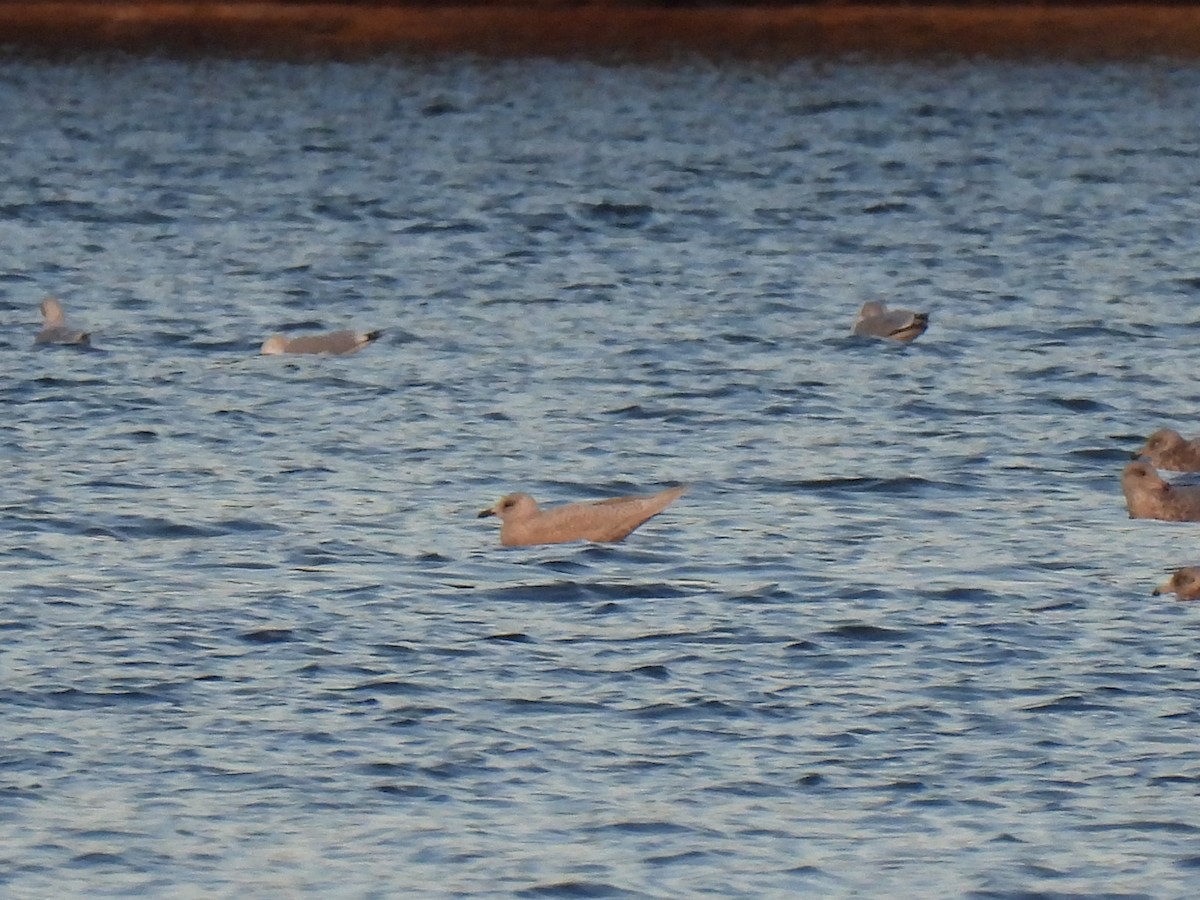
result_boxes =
[3,55,1200,897]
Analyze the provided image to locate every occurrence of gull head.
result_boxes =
[1154,567,1200,600]
[1134,428,1185,460]
[40,296,66,327]
[478,493,539,522]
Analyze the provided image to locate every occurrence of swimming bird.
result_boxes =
[1121,460,1200,521]
[260,329,381,355]
[1131,428,1200,472]
[35,297,90,345]
[1152,567,1200,600]
[478,485,687,547]
[851,301,929,342]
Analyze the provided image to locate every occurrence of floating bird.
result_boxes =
[1131,428,1200,472]
[478,485,687,547]
[35,297,90,345]
[1152,567,1200,600]
[1121,460,1200,521]
[851,301,929,342]
[261,329,381,356]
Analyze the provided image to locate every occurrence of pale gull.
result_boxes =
[261,329,381,356]
[1121,460,1200,521]
[1152,567,1200,600]
[478,485,687,547]
[851,301,929,342]
[1131,428,1200,472]
[35,297,90,345]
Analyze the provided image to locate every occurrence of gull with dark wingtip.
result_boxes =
[851,301,929,342]
[35,297,90,345]
[261,329,382,355]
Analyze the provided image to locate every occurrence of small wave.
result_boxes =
[516,881,641,899]
[1029,394,1111,412]
[630,664,670,680]
[1080,820,1199,835]
[816,624,910,643]
[375,784,448,800]
[348,680,436,696]
[370,643,421,659]
[633,699,745,721]
[575,201,654,229]
[601,403,697,423]
[499,698,604,716]
[28,687,173,710]
[792,98,878,115]
[927,587,1002,603]
[485,632,532,643]
[238,628,295,644]
[784,640,821,652]
[718,582,793,603]
[480,582,593,603]
[754,475,945,496]
[863,200,914,214]
[1021,694,1114,713]
[421,98,461,116]
[82,477,152,490]
[588,820,699,837]
[401,220,483,235]
[644,849,712,866]
[479,294,561,306]
[0,199,173,225]
[77,515,282,542]
[481,581,692,603]
[68,851,127,867]
[1068,447,1131,463]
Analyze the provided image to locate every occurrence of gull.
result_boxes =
[1121,460,1200,521]
[35,297,90,345]
[261,329,381,356]
[1153,567,1200,600]
[478,485,687,547]
[851,301,929,342]
[1131,428,1200,472]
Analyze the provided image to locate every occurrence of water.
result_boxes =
[3,54,1200,897]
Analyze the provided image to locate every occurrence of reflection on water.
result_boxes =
[3,56,1200,897]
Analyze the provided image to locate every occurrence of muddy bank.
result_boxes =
[2,4,1200,59]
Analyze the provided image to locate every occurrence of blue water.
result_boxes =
[3,54,1200,897]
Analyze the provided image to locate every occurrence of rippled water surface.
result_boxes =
[4,55,1200,897]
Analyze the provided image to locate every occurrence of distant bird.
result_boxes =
[1152,567,1200,600]
[35,297,90,345]
[851,301,929,342]
[478,485,687,547]
[1131,428,1200,472]
[1121,460,1200,521]
[260,329,381,356]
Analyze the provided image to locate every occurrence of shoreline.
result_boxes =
[3,4,1200,60]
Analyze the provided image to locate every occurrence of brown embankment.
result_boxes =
[2,4,1200,59]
